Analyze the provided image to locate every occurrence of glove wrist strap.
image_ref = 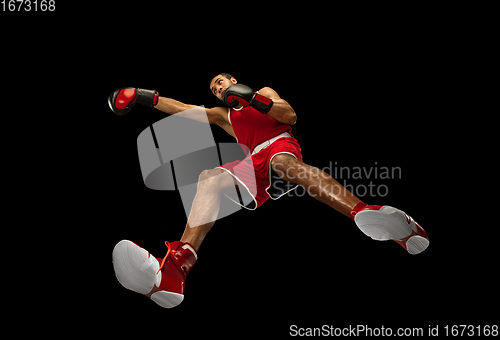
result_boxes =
[136,88,159,107]
[251,93,274,114]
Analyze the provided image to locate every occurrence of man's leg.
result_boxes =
[180,168,237,251]
[271,153,429,254]
[271,154,361,217]
[112,168,239,308]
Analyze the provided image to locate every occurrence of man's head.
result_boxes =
[210,73,237,101]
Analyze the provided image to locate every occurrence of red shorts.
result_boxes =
[218,137,303,209]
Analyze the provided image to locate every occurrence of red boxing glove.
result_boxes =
[108,87,159,116]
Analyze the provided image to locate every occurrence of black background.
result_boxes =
[96,42,494,337]
[4,3,495,338]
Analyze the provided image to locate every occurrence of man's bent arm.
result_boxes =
[258,87,297,125]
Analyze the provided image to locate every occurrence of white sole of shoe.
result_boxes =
[151,291,184,308]
[406,235,430,255]
[354,206,414,241]
[112,240,186,308]
[112,240,162,293]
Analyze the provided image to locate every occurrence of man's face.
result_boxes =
[210,75,237,101]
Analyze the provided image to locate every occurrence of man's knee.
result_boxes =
[198,169,221,182]
[198,169,234,193]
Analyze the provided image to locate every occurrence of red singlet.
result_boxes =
[218,105,303,209]
[228,105,293,153]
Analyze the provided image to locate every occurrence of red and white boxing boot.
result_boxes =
[112,240,197,308]
[350,203,430,255]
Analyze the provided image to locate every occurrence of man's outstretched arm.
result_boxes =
[155,96,236,138]
[154,96,198,115]
[108,87,235,137]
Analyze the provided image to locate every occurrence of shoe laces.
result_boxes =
[156,241,176,274]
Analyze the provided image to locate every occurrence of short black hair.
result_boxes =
[211,73,233,84]
[219,73,233,80]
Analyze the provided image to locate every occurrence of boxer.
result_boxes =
[109,73,429,308]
